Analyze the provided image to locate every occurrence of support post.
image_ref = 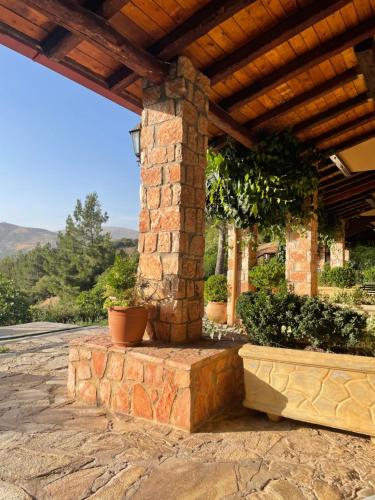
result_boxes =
[138,56,210,343]
[330,220,346,268]
[227,226,257,325]
[286,197,318,296]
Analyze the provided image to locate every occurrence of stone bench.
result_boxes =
[68,332,244,431]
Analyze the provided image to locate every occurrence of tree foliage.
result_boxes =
[55,193,115,292]
[0,274,30,326]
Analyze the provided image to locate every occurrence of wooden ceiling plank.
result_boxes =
[220,16,375,112]
[293,92,369,133]
[22,0,168,82]
[41,0,131,60]
[246,68,358,129]
[208,101,254,149]
[109,0,258,91]
[333,128,375,152]
[324,177,375,205]
[311,110,375,144]
[206,0,352,85]
[321,172,375,194]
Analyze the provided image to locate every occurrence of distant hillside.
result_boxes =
[0,222,138,259]
[0,222,58,259]
[103,226,138,240]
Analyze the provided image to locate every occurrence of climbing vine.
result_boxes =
[206,129,326,238]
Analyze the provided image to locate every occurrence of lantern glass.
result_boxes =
[129,124,141,161]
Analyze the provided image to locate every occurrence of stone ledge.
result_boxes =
[68,331,245,432]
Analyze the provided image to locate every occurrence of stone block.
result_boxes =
[68,334,244,432]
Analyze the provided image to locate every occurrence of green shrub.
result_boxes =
[362,266,375,283]
[97,254,138,299]
[237,291,366,352]
[0,274,30,326]
[318,262,332,286]
[205,275,228,302]
[30,297,79,324]
[75,287,106,323]
[204,252,217,279]
[318,263,357,288]
[249,258,285,291]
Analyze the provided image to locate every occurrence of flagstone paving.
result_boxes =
[0,328,374,499]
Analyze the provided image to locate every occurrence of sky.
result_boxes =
[0,45,141,231]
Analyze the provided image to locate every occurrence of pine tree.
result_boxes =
[55,193,115,292]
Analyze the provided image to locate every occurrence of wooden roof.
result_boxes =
[1,0,375,226]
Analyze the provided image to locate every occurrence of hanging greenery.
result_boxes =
[206,129,326,237]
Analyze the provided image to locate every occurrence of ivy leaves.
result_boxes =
[206,130,324,235]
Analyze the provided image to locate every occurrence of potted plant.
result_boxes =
[104,283,149,346]
[99,255,152,346]
[236,290,375,442]
[205,274,228,324]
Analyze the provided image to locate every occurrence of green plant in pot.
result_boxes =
[100,255,150,346]
[205,274,228,324]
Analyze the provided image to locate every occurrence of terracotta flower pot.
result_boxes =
[108,306,148,346]
[206,301,227,324]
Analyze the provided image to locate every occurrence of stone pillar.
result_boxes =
[317,246,327,272]
[286,213,318,297]
[138,57,209,344]
[227,226,257,325]
[330,221,346,268]
[345,248,350,262]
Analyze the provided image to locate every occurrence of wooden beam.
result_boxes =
[42,0,130,60]
[334,204,370,218]
[324,178,375,205]
[321,172,375,194]
[355,38,375,100]
[334,129,375,152]
[0,21,142,114]
[311,112,375,145]
[209,102,254,149]
[206,0,352,85]
[294,93,369,134]
[23,0,168,82]
[220,16,375,112]
[319,171,342,184]
[109,0,257,91]
[246,69,359,129]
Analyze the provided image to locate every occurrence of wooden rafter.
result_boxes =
[246,69,359,129]
[220,16,375,112]
[324,178,375,205]
[319,171,342,184]
[208,103,254,149]
[294,93,370,134]
[0,20,142,113]
[109,0,258,91]
[334,203,370,219]
[333,129,375,152]
[205,0,352,85]
[42,0,131,60]
[22,0,169,82]
[321,172,375,194]
[311,112,375,145]
[355,38,375,100]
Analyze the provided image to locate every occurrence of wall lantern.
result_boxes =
[129,123,141,162]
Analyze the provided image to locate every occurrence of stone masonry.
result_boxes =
[330,221,346,268]
[286,214,318,297]
[68,334,244,432]
[138,56,209,344]
[227,226,257,325]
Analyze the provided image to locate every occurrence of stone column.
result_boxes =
[330,221,346,268]
[317,245,327,271]
[138,56,209,343]
[286,213,318,297]
[227,226,257,325]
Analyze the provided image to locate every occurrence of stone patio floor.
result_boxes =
[0,328,375,500]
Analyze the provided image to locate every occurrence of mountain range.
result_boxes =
[0,222,138,259]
